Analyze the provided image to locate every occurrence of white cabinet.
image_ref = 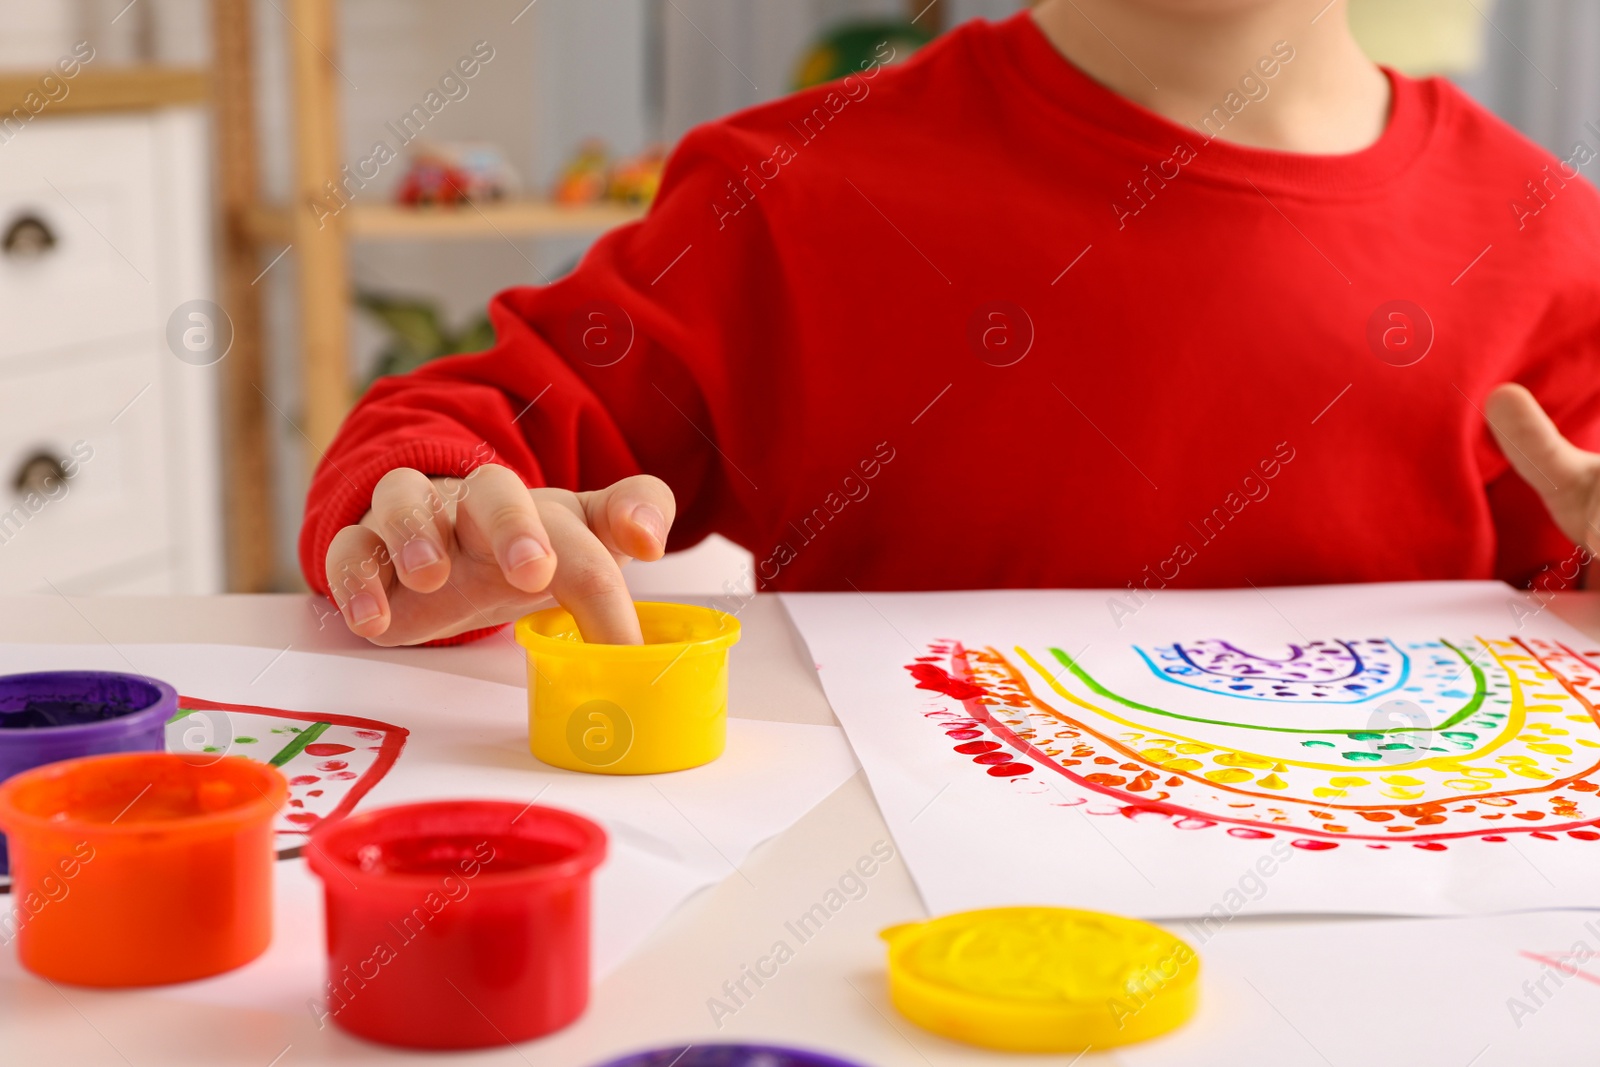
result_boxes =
[0,110,221,594]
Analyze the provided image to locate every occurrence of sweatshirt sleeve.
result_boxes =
[298,126,784,596]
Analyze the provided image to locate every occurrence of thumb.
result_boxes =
[1484,383,1600,547]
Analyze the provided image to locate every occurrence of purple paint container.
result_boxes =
[592,1047,869,1067]
[0,671,177,874]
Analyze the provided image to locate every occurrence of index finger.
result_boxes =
[1484,383,1589,497]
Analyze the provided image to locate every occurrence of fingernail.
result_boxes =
[399,538,441,574]
[632,503,667,547]
[506,536,548,572]
[349,593,381,626]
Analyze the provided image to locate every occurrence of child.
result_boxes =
[302,0,1600,647]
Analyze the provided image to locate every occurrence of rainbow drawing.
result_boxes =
[907,635,1600,850]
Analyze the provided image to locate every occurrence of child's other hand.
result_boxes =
[323,465,674,646]
[1486,383,1600,555]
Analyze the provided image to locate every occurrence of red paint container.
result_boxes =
[306,799,607,1049]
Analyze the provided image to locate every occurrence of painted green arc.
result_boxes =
[1044,638,1487,735]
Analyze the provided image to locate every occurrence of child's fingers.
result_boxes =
[366,468,451,593]
[581,474,677,562]
[1485,384,1591,497]
[456,464,557,594]
[324,524,394,638]
[540,503,645,644]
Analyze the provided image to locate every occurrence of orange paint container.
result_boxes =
[0,752,287,986]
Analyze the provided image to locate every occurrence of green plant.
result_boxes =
[356,290,496,387]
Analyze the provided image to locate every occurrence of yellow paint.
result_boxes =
[881,908,1199,1052]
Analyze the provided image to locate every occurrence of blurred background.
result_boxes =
[0,0,1595,600]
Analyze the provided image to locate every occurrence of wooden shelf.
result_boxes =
[244,199,645,244]
[349,200,645,239]
[0,66,208,113]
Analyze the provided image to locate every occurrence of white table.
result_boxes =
[6,592,1600,1066]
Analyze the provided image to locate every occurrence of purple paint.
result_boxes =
[592,1047,869,1067]
[0,671,177,874]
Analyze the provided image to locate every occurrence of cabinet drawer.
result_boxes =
[0,114,161,361]
[0,345,172,592]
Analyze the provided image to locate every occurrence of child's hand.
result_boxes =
[323,464,674,646]
[1486,383,1600,556]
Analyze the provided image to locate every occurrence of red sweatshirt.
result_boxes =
[302,12,1600,608]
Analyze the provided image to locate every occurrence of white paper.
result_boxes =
[0,642,858,1013]
[782,582,1600,917]
[1122,911,1600,1066]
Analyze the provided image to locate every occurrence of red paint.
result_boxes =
[1570,830,1600,841]
[318,760,349,772]
[972,752,1013,765]
[285,812,320,826]
[330,771,358,781]
[906,663,988,701]
[354,729,383,740]
[1531,832,1557,840]
[1227,827,1274,839]
[954,740,1001,755]
[1413,842,1448,851]
[1366,844,1389,849]
[304,743,355,757]
[290,774,320,786]
[1291,839,1338,851]
[1173,818,1215,830]
[1120,804,1171,822]
[306,801,605,1049]
[945,729,982,740]
[986,762,1031,777]
[306,789,324,798]
[1483,836,1507,842]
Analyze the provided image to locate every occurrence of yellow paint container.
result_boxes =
[515,602,740,775]
[880,907,1199,1052]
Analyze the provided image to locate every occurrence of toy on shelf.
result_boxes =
[606,145,666,206]
[552,139,668,207]
[552,138,612,205]
[395,141,520,207]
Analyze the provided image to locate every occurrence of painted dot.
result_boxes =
[304,743,355,757]
[289,775,320,786]
[946,729,982,740]
[1291,839,1339,851]
[973,752,1013,766]
[987,762,1031,778]
[318,760,349,772]
[1227,827,1274,839]
[1414,842,1448,851]
[954,741,1001,755]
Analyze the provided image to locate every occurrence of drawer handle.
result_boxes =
[3,214,57,260]
[13,451,72,497]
